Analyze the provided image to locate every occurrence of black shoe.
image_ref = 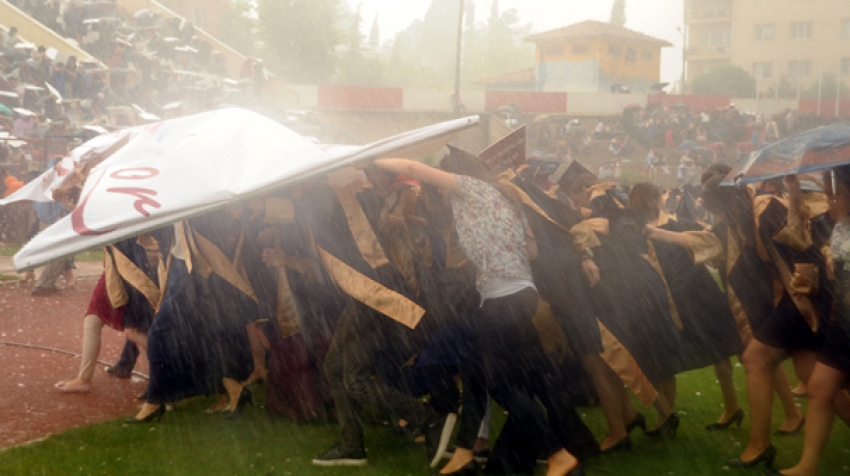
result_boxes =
[312,444,368,466]
[599,436,632,454]
[225,387,254,421]
[727,445,776,469]
[644,412,680,438]
[125,405,165,424]
[424,413,457,469]
[706,408,745,431]
[105,365,133,379]
[626,412,647,434]
[764,469,785,476]
[433,461,477,476]
[775,417,805,436]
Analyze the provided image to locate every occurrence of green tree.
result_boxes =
[691,65,757,98]
[610,0,627,27]
[801,74,850,99]
[334,4,385,86]
[219,0,257,57]
[767,75,800,99]
[257,0,340,83]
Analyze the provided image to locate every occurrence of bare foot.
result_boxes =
[546,450,578,476]
[54,378,92,393]
[440,448,474,474]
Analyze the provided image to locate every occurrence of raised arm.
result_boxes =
[644,225,692,249]
[373,158,461,195]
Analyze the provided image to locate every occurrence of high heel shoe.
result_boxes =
[706,408,745,431]
[567,463,585,476]
[626,413,647,434]
[644,412,680,438]
[433,461,477,476]
[727,444,776,469]
[225,387,254,420]
[125,405,165,424]
[599,436,632,454]
[775,417,805,436]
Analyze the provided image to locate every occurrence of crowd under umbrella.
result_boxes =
[726,124,850,184]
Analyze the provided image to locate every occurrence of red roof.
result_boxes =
[475,68,535,86]
[526,20,673,47]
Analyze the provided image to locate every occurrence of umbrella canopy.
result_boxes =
[11,108,479,270]
[728,125,850,184]
[679,140,700,151]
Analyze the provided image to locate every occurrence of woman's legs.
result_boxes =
[584,353,630,449]
[124,327,148,354]
[652,377,676,428]
[775,363,806,433]
[243,322,269,385]
[776,363,847,476]
[57,315,103,390]
[739,339,786,461]
[713,358,742,423]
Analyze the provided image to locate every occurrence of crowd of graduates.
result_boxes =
[47,142,850,476]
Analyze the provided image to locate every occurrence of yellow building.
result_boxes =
[684,0,850,95]
[477,20,672,93]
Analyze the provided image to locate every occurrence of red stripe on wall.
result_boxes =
[484,91,568,114]
[798,99,850,119]
[318,86,404,110]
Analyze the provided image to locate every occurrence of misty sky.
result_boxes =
[348,0,685,85]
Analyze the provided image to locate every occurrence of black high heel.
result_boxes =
[706,408,745,431]
[599,436,632,454]
[225,387,254,420]
[626,413,647,434]
[727,444,776,469]
[644,412,680,438]
[432,461,477,476]
[125,405,165,424]
[775,416,805,436]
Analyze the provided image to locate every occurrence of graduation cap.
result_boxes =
[174,45,198,53]
[13,107,35,117]
[45,82,63,103]
[14,42,36,50]
[554,160,594,193]
[163,37,179,43]
[24,84,45,92]
[116,38,133,48]
[0,91,19,99]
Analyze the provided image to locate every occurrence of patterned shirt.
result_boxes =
[450,175,533,294]
[832,221,850,268]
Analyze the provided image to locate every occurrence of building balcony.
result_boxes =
[686,6,733,23]
[686,45,732,59]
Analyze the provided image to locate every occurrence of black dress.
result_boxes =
[654,218,744,370]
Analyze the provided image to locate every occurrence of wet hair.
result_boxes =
[702,175,756,244]
[439,146,498,184]
[568,173,600,198]
[628,182,662,221]
[701,163,732,186]
[439,146,521,213]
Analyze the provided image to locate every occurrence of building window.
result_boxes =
[543,45,563,56]
[789,60,811,77]
[842,19,850,38]
[642,50,654,61]
[703,28,731,46]
[625,48,637,62]
[571,44,589,55]
[753,62,773,79]
[754,24,774,41]
[789,22,813,39]
[842,58,850,75]
[608,45,622,57]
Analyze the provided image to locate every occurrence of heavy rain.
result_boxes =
[1,0,849,475]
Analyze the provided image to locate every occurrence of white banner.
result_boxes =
[14,108,479,270]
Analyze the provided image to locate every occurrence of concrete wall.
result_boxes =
[568,93,648,116]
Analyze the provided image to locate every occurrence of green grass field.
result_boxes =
[0,362,848,475]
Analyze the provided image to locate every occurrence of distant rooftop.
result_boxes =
[526,20,673,47]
